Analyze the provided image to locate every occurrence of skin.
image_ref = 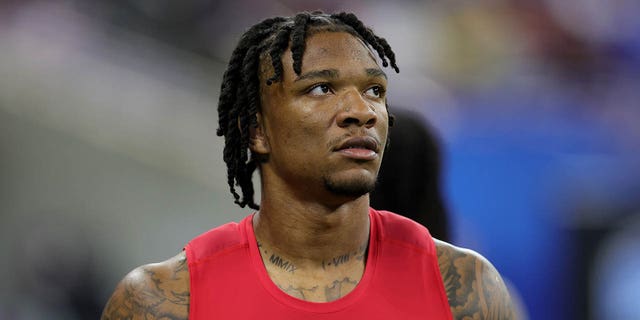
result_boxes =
[101,31,516,319]
[249,31,386,302]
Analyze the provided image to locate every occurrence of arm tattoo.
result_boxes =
[437,245,515,320]
[101,256,189,320]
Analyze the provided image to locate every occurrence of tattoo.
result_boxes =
[258,242,298,273]
[327,253,351,267]
[278,284,318,300]
[257,241,366,302]
[101,255,189,320]
[258,241,269,256]
[437,244,515,320]
[278,277,358,302]
[322,244,367,269]
[269,254,297,273]
[355,243,367,261]
[324,277,358,301]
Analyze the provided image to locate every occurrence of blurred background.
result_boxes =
[1,0,639,319]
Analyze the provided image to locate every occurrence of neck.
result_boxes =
[253,193,371,270]
[252,177,373,302]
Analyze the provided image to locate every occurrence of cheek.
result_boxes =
[277,112,322,148]
[297,115,327,151]
[377,106,390,131]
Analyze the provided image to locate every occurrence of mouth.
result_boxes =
[334,136,380,160]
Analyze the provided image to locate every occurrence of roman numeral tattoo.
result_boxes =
[269,254,297,273]
[259,242,298,273]
[322,244,367,269]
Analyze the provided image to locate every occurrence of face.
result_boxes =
[253,31,389,201]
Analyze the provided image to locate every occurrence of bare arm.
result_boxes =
[435,240,516,320]
[101,252,190,320]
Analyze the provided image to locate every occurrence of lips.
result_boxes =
[336,136,379,152]
[334,136,380,160]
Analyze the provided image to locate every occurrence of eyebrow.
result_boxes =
[366,68,387,79]
[294,69,339,82]
[294,68,388,82]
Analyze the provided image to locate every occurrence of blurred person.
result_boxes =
[370,110,450,242]
[591,211,640,320]
[370,110,530,319]
[101,11,514,319]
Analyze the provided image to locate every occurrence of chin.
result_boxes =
[323,175,376,198]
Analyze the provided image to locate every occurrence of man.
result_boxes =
[101,11,515,319]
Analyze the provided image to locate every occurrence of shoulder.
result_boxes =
[101,251,190,320]
[434,239,516,320]
[372,209,437,252]
[372,209,429,237]
[187,219,246,263]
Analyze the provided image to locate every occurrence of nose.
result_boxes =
[336,90,378,128]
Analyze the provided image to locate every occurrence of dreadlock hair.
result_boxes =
[216,11,399,210]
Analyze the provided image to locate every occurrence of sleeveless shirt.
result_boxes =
[185,208,453,319]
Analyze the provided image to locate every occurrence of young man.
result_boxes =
[101,12,515,319]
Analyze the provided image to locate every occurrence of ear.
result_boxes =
[249,112,270,155]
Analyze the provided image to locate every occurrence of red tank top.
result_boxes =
[185,208,452,319]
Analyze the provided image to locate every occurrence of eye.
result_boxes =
[308,84,332,96]
[364,86,385,98]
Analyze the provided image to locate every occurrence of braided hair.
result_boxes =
[216,11,399,210]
